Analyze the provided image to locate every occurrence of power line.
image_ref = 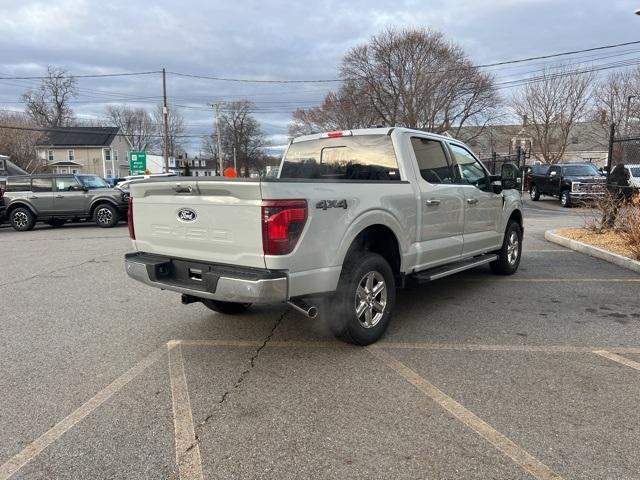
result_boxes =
[0,70,162,80]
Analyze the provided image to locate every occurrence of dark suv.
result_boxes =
[3,174,128,231]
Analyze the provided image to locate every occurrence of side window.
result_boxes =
[6,177,31,192]
[55,177,80,191]
[31,178,53,192]
[449,144,490,191]
[410,137,454,184]
[549,166,561,176]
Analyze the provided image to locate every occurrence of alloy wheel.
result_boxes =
[13,211,28,229]
[354,271,387,328]
[507,230,520,265]
[96,207,113,225]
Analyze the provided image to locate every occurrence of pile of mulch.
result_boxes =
[556,228,637,259]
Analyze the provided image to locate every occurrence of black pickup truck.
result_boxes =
[528,163,606,207]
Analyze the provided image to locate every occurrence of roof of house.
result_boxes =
[457,122,609,157]
[36,127,121,147]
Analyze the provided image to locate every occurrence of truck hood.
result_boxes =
[564,176,606,183]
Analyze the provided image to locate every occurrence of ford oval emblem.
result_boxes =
[177,208,197,223]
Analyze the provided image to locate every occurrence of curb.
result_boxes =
[545,230,640,274]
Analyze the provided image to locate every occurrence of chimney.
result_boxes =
[522,114,528,128]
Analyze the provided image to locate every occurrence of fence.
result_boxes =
[606,123,640,199]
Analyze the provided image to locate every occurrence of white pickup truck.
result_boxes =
[125,127,523,345]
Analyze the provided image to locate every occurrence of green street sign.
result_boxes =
[129,151,147,174]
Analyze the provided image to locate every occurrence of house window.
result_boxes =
[48,150,54,162]
[68,150,75,161]
[113,150,118,161]
[106,169,112,176]
[571,137,579,144]
[195,171,199,176]
[71,168,79,174]
[104,149,112,161]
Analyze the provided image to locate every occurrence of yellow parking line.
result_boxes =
[0,345,167,480]
[366,345,563,480]
[593,350,640,371]
[168,343,204,480]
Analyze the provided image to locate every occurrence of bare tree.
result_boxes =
[337,28,499,135]
[289,83,380,136]
[22,66,77,127]
[153,105,185,157]
[0,111,43,172]
[105,105,156,151]
[593,68,640,138]
[511,66,594,164]
[214,101,267,176]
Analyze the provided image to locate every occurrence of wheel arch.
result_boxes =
[340,223,402,277]
[89,198,119,216]
[6,201,37,217]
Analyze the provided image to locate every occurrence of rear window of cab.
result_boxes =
[280,134,400,181]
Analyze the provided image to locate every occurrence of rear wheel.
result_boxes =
[490,221,522,275]
[93,204,119,228]
[529,185,540,201]
[326,251,396,345]
[560,189,572,208]
[202,299,251,314]
[10,207,35,231]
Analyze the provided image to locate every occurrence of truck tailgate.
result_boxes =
[130,179,265,268]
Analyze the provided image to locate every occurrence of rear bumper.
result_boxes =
[125,252,288,303]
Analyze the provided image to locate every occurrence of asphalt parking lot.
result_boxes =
[1,197,640,480]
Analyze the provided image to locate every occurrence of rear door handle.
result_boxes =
[425,199,441,206]
[466,198,479,205]
[28,196,38,199]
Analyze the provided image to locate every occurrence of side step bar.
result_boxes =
[412,254,498,283]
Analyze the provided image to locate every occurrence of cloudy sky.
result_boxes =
[0,0,639,154]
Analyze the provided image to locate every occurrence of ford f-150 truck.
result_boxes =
[125,127,523,345]
[528,163,606,207]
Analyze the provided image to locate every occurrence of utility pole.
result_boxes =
[162,68,170,173]
[209,103,224,175]
[625,95,635,136]
[233,146,237,171]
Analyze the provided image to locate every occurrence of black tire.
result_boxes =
[326,251,396,345]
[560,189,572,208]
[529,185,540,201]
[47,218,66,228]
[202,299,251,314]
[490,221,522,275]
[93,203,119,228]
[10,207,36,231]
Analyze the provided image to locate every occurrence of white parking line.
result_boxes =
[168,343,204,480]
[0,345,167,480]
[366,345,563,480]
[593,350,640,371]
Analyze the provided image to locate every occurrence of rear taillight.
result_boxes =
[127,197,135,240]
[261,199,307,255]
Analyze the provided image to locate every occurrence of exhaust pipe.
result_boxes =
[288,300,318,319]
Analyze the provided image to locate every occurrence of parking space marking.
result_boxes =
[0,345,167,480]
[498,278,640,283]
[366,345,563,480]
[168,343,204,480]
[171,339,640,354]
[593,350,640,371]
[383,343,640,354]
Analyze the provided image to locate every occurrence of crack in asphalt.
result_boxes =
[187,308,289,448]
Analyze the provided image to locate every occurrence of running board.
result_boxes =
[412,254,498,283]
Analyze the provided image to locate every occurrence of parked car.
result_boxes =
[528,163,606,207]
[125,127,523,345]
[3,174,128,231]
[0,186,5,223]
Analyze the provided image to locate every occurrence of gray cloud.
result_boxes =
[1,0,639,153]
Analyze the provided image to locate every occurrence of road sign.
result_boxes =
[129,151,147,174]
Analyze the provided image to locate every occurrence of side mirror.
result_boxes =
[501,163,519,190]
[71,185,87,192]
[549,170,557,177]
